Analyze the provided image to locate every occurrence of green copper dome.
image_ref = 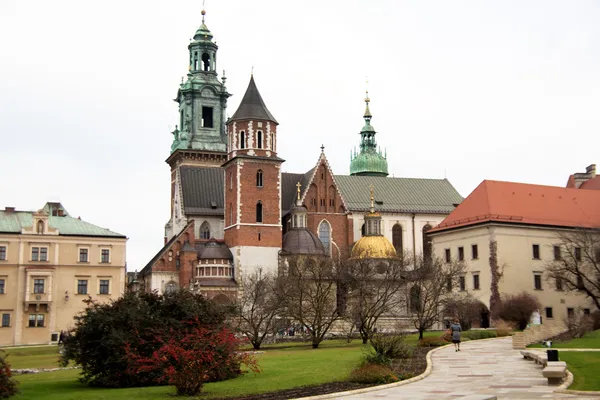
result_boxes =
[350,92,388,177]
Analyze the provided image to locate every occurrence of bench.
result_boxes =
[542,361,567,385]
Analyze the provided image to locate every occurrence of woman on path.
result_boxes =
[450,319,462,352]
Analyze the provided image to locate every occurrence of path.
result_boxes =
[319,337,585,400]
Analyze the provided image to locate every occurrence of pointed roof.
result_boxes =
[229,76,278,124]
[429,180,600,233]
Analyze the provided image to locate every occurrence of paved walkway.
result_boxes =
[325,337,587,400]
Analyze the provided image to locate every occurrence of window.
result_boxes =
[0,279,4,294]
[584,308,591,316]
[239,131,245,149]
[99,280,110,295]
[553,246,561,261]
[534,274,542,290]
[193,51,198,70]
[201,106,213,128]
[532,244,540,259]
[473,274,480,290]
[79,248,88,263]
[567,307,575,318]
[40,247,47,261]
[545,307,553,319]
[270,134,274,151]
[320,199,325,207]
[180,109,184,130]
[77,280,88,295]
[28,314,44,328]
[229,173,233,190]
[445,249,451,263]
[200,221,211,240]
[472,244,478,259]
[446,277,452,292]
[1,314,9,327]
[32,247,39,261]
[555,277,563,291]
[0,246,5,260]
[458,247,464,261]
[329,198,335,207]
[257,130,263,149]
[256,170,263,187]
[392,224,403,258]
[256,201,263,223]
[459,276,466,291]
[33,279,44,294]
[201,52,210,71]
[101,249,110,263]
[318,220,331,254]
[577,274,584,289]
[575,247,582,262]
[229,203,233,225]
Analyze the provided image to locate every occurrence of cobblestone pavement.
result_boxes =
[326,337,591,400]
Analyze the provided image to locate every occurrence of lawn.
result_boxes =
[3,346,64,369]
[528,329,600,349]
[560,352,600,391]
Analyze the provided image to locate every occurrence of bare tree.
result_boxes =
[545,229,600,310]
[408,255,466,339]
[343,255,408,344]
[235,269,280,350]
[443,293,483,330]
[278,255,341,349]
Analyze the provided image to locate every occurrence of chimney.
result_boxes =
[4,207,15,213]
[586,164,596,178]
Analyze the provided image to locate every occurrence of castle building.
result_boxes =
[139,11,463,300]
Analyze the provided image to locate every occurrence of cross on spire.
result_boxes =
[296,182,302,200]
[369,184,375,212]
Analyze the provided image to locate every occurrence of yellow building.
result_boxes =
[0,202,126,346]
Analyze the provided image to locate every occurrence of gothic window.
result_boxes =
[422,224,432,262]
[393,224,403,257]
[318,220,331,254]
[257,131,263,149]
[256,170,263,187]
[240,131,245,149]
[37,220,44,234]
[256,201,263,223]
[201,53,211,71]
[200,221,211,240]
[328,186,336,209]
[201,107,213,128]
[410,286,422,313]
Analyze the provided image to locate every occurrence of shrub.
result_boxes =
[461,330,497,340]
[126,325,259,396]
[496,329,512,337]
[418,336,448,347]
[60,290,233,388]
[444,294,483,330]
[496,292,541,331]
[0,351,19,398]
[369,334,413,361]
[348,364,399,384]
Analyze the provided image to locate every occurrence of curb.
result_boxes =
[292,343,452,400]
[555,369,600,397]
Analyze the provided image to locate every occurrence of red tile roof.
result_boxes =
[580,176,600,190]
[429,180,600,233]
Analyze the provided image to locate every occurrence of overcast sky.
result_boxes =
[1,0,599,271]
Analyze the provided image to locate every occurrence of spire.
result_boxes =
[369,184,375,213]
[194,6,213,41]
[364,90,372,118]
[229,75,278,123]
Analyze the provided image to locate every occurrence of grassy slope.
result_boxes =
[560,352,600,391]
[528,330,600,349]
[3,346,63,369]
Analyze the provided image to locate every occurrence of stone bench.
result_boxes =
[542,361,567,385]
[533,353,548,367]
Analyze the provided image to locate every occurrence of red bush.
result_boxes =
[0,351,18,398]
[126,326,259,396]
[348,364,399,384]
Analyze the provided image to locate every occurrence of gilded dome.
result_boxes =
[351,235,397,259]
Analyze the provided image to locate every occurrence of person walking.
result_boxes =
[450,319,462,352]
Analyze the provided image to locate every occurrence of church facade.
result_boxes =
[138,12,463,301]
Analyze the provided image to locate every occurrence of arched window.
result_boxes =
[256,170,263,187]
[37,220,44,234]
[240,131,246,149]
[422,224,433,263]
[410,286,422,313]
[257,131,263,149]
[270,134,274,150]
[256,201,263,223]
[393,224,403,257]
[201,53,211,71]
[361,223,365,236]
[318,220,331,254]
[200,221,211,239]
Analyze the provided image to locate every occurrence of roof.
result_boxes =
[282,229,326,256]
[580,177,600,190]
[180,167,224,215]
[429,180,600,233]
[228,76,278,123]
[140,221,194,275]
[0,206,125,238]
[334,175,463,214]
[281,170,314,213]
[196,239,233,260]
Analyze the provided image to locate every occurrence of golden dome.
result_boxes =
[351,235,397,259]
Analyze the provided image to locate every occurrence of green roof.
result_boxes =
[334,175,464,214]
[0,204,125,238]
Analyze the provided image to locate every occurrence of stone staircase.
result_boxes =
[512,321,568,349]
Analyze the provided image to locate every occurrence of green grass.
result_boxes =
[3,346,63,369]
[12,341,370,400]
[560,352,600,391]
[528,330,600,349]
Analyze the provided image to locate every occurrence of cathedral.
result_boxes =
[138,11,463,301]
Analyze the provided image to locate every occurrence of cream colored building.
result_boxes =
[428,180,599,327]
[0,202,126,346]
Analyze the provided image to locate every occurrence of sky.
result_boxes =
[1,0,599,271]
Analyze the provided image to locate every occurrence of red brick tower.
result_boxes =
[223,75,283,275]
